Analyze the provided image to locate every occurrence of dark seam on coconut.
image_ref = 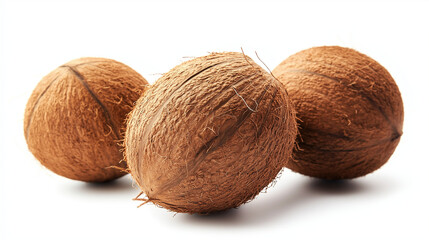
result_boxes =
[291,55,391,86]
[344,160,366,170]
[25,75,62,140]
[179,62,227,88]
[300,127,352,140]
[136,61,227,185]
[154,77,273,196]
[286,69,399,135]
[62,65,120,140]
[141,61,227,140]
[285,69,400,138]
[299,135,400,152]
[64,61,113,68]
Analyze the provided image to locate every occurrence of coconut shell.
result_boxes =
[125,52,297,213]
[24,58,148,182]
[273,46,404,179]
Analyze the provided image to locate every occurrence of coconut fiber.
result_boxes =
[24,57,148,182]
[273,46,404,179]
[125,52,297,213]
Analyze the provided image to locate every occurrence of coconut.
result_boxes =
[24,57,148,182]
[125,52,297,213]
[273,46,404,179]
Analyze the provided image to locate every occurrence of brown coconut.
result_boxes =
[125,52,297,213]
[24,57,148,182]
[273,46,404,179]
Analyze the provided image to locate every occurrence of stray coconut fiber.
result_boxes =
[24,57,148,182]
[125,52,297,214]
[273,46,404,179]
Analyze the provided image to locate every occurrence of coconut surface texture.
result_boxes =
[125,52,297,213]
[24,57,148,182]
[273,46,404,179]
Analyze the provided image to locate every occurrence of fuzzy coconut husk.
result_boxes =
[125,52,297,214]
[24,58,148,182]
[273,46,404,179]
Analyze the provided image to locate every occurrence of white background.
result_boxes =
[1,0,428,239]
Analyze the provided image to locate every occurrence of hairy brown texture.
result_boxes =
[125,52,297,213]
[273,46,404,179]
[24,58,148,182]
